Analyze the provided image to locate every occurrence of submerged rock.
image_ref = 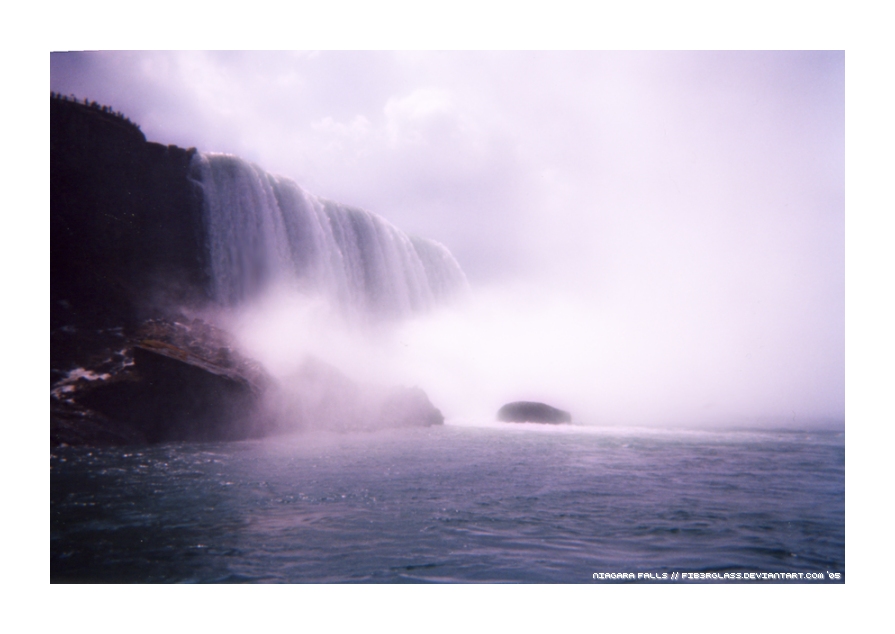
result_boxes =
[497,401,572,424]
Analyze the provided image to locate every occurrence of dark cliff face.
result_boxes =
[51,96,209,338]
[49,96,445,446]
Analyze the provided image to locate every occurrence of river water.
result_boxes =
[51,422,844,583]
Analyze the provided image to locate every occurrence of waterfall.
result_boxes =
[189,153,468,317]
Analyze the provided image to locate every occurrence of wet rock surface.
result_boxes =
[497,401,572,424]
[379,386,445,428]
[272,356,444,432]
[51,318,273,446]
[50,317,444,446]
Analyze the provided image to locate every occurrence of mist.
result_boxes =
[50,51,844,429]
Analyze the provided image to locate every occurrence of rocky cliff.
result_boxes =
[50,95,445,446]
[51,95,259,445]
[51,95,208,340]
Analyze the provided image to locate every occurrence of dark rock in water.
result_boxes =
[497,401,572,424]
[379,386,444,428]
[273,356,443,432]
[51,399,146,447]
[51,317,273,446]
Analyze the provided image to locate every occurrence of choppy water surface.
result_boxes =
[51,424,844,583]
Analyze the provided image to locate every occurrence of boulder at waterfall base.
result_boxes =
[497,401,572,424]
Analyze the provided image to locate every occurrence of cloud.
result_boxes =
[384,87,456,142]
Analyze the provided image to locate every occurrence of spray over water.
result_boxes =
[188,152,472,432]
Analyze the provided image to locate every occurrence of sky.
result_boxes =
[50,51,845,426]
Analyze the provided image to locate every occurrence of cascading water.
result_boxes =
[189,153,468,318]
